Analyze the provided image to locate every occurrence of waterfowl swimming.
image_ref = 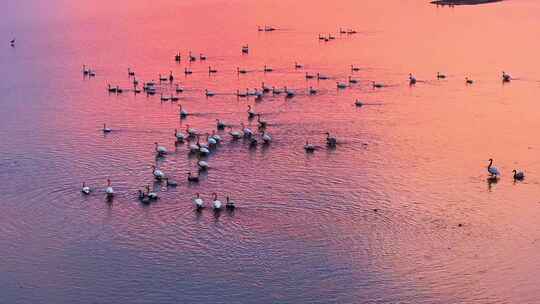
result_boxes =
[512,169,525,180]
[325,132,337,147]
[317,73,329,80]
[437,72,446,79]
[409,73,417,85]
[174,52,181,62]
[186,125,198,137]
[175,84,184,93]
[263,65,273,72]
[372,81,384,88]
[165,178,178,187]
[105,179,114,197]
[152,165,166,180]
[199,53,207,60]
[237,90,248,98]
[210,130,222,142]
[237,67,248,74]
[348,76,359,84]
[262,132,272,144]
[306,73,315,79]
[205,89,215,97]
[487,158,500,177]
[159,74,168,82]
[295,62,303,69]
[337,82,347,89]
[212,193,222,210]
[169,71,174,82]
[155,142,168,155]
[309,87,318,95]
[81,182,91,195]
[355,99,363,107]
[193,193,204,209]
[229,127,244,139]
[272,86,283,95]
[284,87,295,98]
[179,105,188,118]
[187,172,199,182]
[261,82,271,93]
[241,122,253,137]
[184,68,192,75]
[206,134,217,146]
[351,65,360,72]
[107,84,117,93]
[170,95,179,102]
[189,51,196,62]
[247,105,256,118]
[216,119,226,130]
[174,129,186,142]
[160,94,170,102]
[257,114,267,129]
[304,141,316,152]
[102,123,112,133]
[502,71,511,82]
[198,159,209,170]
[128,68,135,77]
[466,77,474,84]
[241,45,249,54]
[226,196,236,210]
[145,185,158,200]
[208,66,218,74]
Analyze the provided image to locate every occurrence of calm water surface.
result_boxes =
[1,0,540,303]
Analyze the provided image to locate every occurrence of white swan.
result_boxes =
[317,73,329,80]
[216,119,226,130]
[262,132,272,143]
[185,125,198,136]
[174,129,186,142]
[466,77,474,84]
[325,132,337,147]
[160,94,170,102]
[206,134,217,146]
[355,99,363,107]
[102,123,112,133]
[193,193,204,209]
[487,159,500,177]
[337,82,347,89]
[187,172,199,182]
[229,127,243,139]
[284,87,295,97]
[437,72,446,79]
[179,105,188,117]
[205,89,215,97]
[155,142,167,155]
[295,62,303,69]
[409,73,417,85]
[263,65,273,72]
[348,76,359,84]
[176,84,184,93]
[351,65,360,72]
[212,193,222,210]
[81,182,91,194]
[211,130,222,142]
[105,179,114,197]
[146,185,158,200]
[152,165,166,180]
[309,87,317,95]
[198,160,209,170]
[502,71,511,82]
[304,141,315,152]
[241,123,253,137]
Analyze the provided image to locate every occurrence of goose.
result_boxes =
[325,132,337,147]
[165,178,178,187]
[160,94,170,102]
[263,65,273,72]
[237,90,248,98]
[437,72,446,79]
[102,123,112,133]
[208,66,218,74]
[372,81,384,88]
[205,89,215,97]
[128,68,135,76]
[210,130,222,142]
[317,73,329,80]
[337,82,347,89]
[105,179,114,197]
[212,193,222,210]
[229,127,244,139]
[502,71,511,82]
[348,76,359,84]
[175,84,184,93]
[241,45,249,53]
[174,129,186,142]
[272,86,283,95]
[261,82,271,93]
[155,142,167,155]
[152,165,166,180]
[465,77,474,84]
[184,68,193,75]
[179,105,188,118]
[186,125,198,137]
[226,196,236,210]
[81,182,91,194]
[304,141,316,152]
[170,95,179,102]
[241,122,253,137]
[145,185,158,200]
[216,119,226,130]
[193,193,204,209]
[409,73,417,85]
[309,87,318,95]
[206,134,217,146]
[295,62,303,69]
[237,67,248,74]
[487,159,500,177]
[351,65,360,72]
[187,172,199,182]
[189,51,197,62]
[107,84,117,93]
[284,87,295,98]
[257,114,267,129]
[198,159,209,170]
[306,73,315,79]
[199,53,207,60]
[159,74,168,82]
[169,71,174,82]
[512,169,525,180]
[247,105,256,118]
[355,99,363,107]
[262,132,272,143]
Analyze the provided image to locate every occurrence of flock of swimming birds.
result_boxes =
[10,25,525,211]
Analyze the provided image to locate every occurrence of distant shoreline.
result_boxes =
[431,0,503,5]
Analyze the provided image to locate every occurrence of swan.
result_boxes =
[437,72,446,79]
[184,68,192,75]
[325,132,337,147]
[340,28,347,34]
[193,193,204,209]
[261,82,271,93]
[145,185,158,200]
[83,65,90,75]
[186,125,198,137]
[81,182,91,194]
[229,127,244,139]
[107,84,117,93]
[128,68,135,76]
[348,76,359,84]
[347,29,357,34]
[206,134,217,146]
[512,170,525,180]
[257,114,267,129]
[165,178,178,187]
[199,145,210,156]
[284,87,295,97]
[241,122,253,137]
[355,99,363,107]
[187,172,199,182]
[351,65,360,72]
[211,130,222,142]
[328,34,335,40]
[10,38,15,46]
[189,51,197,62]
[105,179,114,197]
[170,95,179,102]
[175,84,184,93]
[179,105,188,118]
[102,123,112,133]
[502,71,511,82]
[88,70,96,77]
[189,141,200,153]
[205,89,215,97]
[155,142,167,155]
[247,105,256,118]
[295,62,303,69]
[409,73,417,85]
[174,129,186,142]
[237,90,248,98]
[174,52,181,62]
[237,67,248,74]
[337,82,347,89]
[159,74,168,82]
[200,53,207,60]
[212,193,222,210]
[318,34,326,40]
[263,65,273,72]
[198,160,209,170]
[306,73,315,79]
[133,78,139,86]
[487,159,500,177]
[152,165,166,180]
[262,132,272,143]
[466,77,474,84]
[115,86,123,94]
[208,66,218,74]
[216,119,226,130]
[249,137,258,147]
[304,141,316,152]
[242,45,249,53]
[169,71,174,83]
[309,87,317,95]
[226,196,236,210]
[272,87,283,94]
[372,81,384,88]
[317,73,329,80]
[160,94,170,102]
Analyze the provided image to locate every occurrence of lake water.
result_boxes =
[1,0,540,303]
